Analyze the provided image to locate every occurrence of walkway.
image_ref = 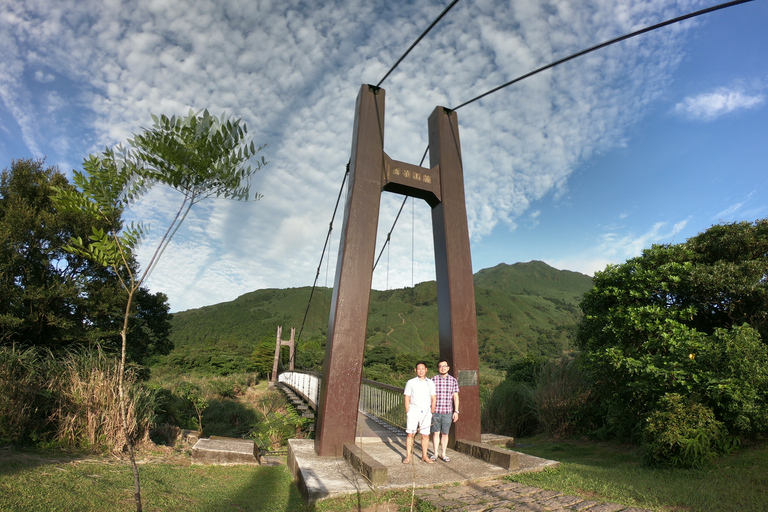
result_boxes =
[415,480,654,511]
[289,412,651,511]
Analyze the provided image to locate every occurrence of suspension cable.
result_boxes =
[452,0,755,111]
[372,0,755,252]
[297,164,350,344]
[377,0,462,87]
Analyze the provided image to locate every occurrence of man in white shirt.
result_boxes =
[403,361,436,464]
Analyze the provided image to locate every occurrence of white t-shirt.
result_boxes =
[404,376,436,412]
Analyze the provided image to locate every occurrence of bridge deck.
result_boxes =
[354,411,404,441]
[288,432,557,505]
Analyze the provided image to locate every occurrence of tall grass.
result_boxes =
[0,345,155,451]
[481,379,538,437]
[52,349,156,451]
[533,357,586,438]
[0,345,55,444]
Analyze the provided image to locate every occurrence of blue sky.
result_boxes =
[1,0,766,312]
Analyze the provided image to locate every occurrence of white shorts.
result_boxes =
[406,408,432,435]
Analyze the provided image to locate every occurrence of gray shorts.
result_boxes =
[431,413,453,435]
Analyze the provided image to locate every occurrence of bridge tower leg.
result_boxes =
[315,85,481,456]
[271,325,295,382]
[429,107,481,447]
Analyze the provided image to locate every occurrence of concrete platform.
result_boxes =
[287,413,559,504]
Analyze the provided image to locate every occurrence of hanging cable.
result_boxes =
[368,2,753,255]
[297,163,350,345]
[452,0,755,111]
[373,197,409,273]
[410,194,416,345]
[377,0,462,87]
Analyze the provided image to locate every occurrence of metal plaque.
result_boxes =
[458,370,478,387]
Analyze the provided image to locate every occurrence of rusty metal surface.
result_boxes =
[428,106,482,444]
[316,87,482,456]
[315,85,385,457]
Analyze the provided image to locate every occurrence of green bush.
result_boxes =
[481,379,538,437]
[642,393,728,468]
[247,389,310,451]
[577,221,768,443]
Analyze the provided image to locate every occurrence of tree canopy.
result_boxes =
[0,159,170,360]
[577,219,768,442]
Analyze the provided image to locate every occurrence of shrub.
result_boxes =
[642,393,728,468]
[533,358,586,438]
[247,389,310,451]
[0,346,156,450]
[203,398,260,438]
[481,379,538,437]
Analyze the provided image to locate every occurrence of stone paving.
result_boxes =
[414,479,654,512]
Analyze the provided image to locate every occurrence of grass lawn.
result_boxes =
[4,438,766,512]
[0,447,434,512]
[508,436,768,512]
[0,449,306,512]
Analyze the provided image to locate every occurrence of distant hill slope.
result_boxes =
[167,261,593,370]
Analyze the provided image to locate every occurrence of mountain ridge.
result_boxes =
[165,261,593,372]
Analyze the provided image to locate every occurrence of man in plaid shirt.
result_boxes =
[430,359,459,462]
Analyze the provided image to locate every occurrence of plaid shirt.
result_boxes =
[432,373,459,414]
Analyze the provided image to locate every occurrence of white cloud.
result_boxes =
[551,218,689,276]
[674,85,765,121]
[34,70,55,83]
[0,0,703,310]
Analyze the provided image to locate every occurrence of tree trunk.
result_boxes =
[119,290,142,512]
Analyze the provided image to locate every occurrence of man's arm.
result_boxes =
[452,392,459,421]
[404,395,411,414]
[430,393,436,413]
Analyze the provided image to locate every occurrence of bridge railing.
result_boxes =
[277,371,406,431]
[278,371,320,409]
[360,378,406,431]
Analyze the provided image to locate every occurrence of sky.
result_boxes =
[1,0,766,313]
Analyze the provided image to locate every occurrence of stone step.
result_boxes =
[191,436,262,465]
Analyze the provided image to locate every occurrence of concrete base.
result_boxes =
[343,443,388,486]
[191,436,262,465]
[287,437,558,505]
[454,439,520,470]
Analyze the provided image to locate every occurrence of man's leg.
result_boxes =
[432,431,440,459]
[404,433,414,463]
[440,432,450,458]
[420,433,433,462]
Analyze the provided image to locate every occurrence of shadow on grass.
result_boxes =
[198,463,309,512]
[0,447,91,477]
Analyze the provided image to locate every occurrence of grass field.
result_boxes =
[3,437,766,512]
[508,436,768,512]
[0,449,306,512]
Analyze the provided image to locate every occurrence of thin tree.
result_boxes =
[53,110,266,511]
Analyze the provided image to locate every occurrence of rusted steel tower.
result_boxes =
[314,85,480,456]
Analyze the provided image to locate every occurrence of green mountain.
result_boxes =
[163,261,593,373]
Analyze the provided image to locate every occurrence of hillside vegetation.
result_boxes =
[163,260,593,373]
